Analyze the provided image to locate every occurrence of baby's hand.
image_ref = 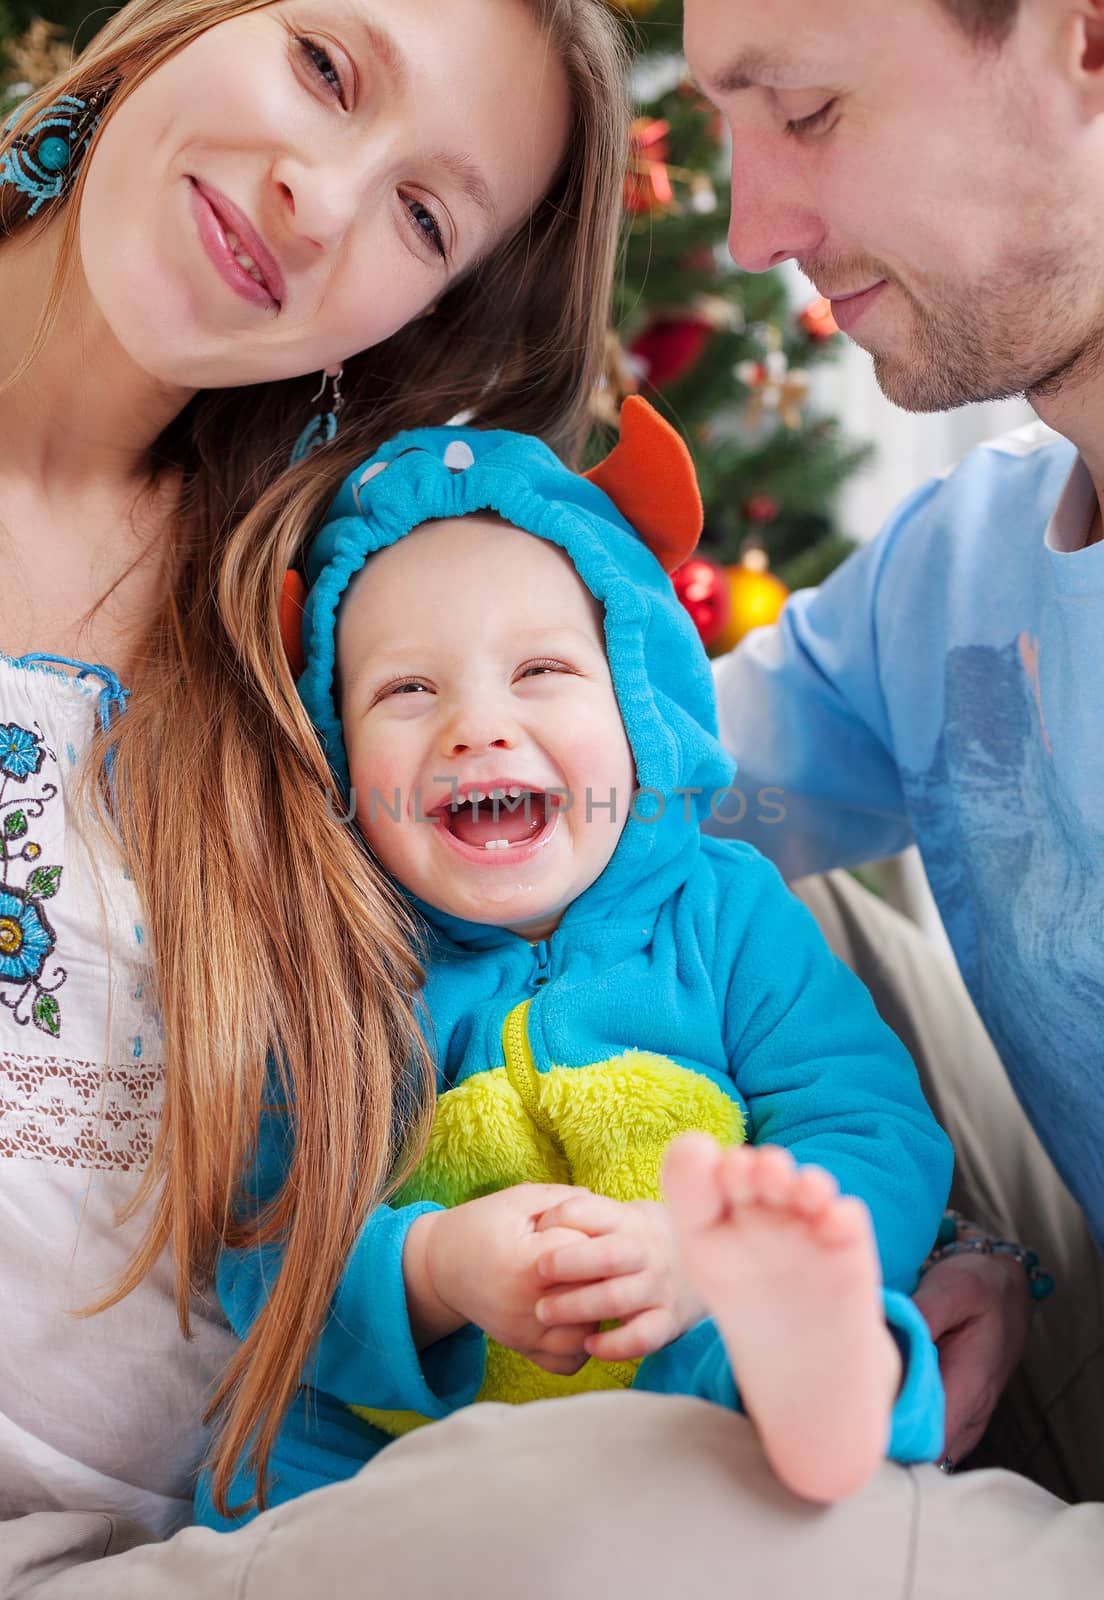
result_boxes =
[532,1193,706,1361]
[405,1185,600,1375]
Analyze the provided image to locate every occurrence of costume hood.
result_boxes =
[286,399,737,940]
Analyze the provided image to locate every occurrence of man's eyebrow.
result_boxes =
[699,49,817,96]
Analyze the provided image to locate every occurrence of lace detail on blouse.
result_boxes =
[0,652,235,1536]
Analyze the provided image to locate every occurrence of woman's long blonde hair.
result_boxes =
[0,0,628,1515]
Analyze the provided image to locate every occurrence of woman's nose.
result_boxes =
[272,137,390,253]
[271,162,361,252]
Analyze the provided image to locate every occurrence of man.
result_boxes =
[679,0,1104,1584]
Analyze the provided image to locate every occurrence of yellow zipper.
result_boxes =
[501,999,568,1163]
[500,998,638,1389]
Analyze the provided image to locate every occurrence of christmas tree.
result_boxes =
[598,0,870,654]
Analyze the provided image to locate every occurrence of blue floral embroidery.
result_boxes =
[0,887,53,981]
[0,721,65,1036]
[0,723,46,781]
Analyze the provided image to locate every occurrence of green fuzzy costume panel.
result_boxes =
[353,1048,745,1435]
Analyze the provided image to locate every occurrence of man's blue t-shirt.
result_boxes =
[712,424,1104,1243]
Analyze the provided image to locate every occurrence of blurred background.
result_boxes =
[1,0,1036,938]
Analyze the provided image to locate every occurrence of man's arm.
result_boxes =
[708,484,940,876]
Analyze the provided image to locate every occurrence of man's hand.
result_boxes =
[531,1193,706,1361]
[914,1250,1031,1463]
[404,1185,599,1374]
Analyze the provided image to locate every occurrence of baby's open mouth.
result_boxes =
[435,787,558,852]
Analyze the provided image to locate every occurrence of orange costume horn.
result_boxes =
[584,395,702,574]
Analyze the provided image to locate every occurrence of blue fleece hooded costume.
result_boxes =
[197,404,951,1529]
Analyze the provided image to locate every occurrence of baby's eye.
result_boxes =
[372,678,433,705]
[516,659,570,680]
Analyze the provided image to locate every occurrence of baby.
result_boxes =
[197,400,952,1528]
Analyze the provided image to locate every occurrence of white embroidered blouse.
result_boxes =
[0,653,236,1536]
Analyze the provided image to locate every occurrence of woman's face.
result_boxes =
[77,0,570,388]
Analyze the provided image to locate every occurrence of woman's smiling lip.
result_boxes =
[188,177,285,310]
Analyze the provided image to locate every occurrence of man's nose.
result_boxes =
[725,153,826,274]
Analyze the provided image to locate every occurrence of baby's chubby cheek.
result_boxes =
[347,752,414,851]
[558,734,637,831]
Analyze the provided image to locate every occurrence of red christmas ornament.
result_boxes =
[672,555,731,649]
[624,118,673,214]
[743,494,780,525]
[629,315,714,391]
[798,297,840,341]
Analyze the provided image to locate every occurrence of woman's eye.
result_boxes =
[404,196,447,261]
[297,35,345,105]
[783,99,838,139]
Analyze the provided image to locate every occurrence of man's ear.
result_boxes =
[1060,1,1104,99]
[1083,0,1104,73]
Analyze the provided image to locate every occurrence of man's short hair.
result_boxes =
[936,0,1020,43]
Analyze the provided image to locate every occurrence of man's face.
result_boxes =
[683,0,1104,412]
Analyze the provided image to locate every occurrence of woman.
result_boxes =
[0,0,635,1573]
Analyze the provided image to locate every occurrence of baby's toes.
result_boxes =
[811,1192,874,1251]
[662,1132,727,1230]
[712,1144,760,1209]
[743,1144,799,1209]
[790,1163,840,1222]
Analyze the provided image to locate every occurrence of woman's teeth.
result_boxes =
[224,229,266,288]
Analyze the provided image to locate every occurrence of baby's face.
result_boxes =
[336,516,637,939]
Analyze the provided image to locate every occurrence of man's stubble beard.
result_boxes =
[863,248,1104,415]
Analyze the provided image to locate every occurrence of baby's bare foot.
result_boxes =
[662,1134,901,1503]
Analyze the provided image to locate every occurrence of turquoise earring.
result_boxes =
[290,367,344,464]
[0,87,109,216]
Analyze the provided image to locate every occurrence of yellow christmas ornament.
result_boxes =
[711,547,790,655]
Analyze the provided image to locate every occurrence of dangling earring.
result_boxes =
[290,366,345,464]
[0,86,111,217]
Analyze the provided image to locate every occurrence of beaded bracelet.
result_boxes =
[924,1209,1055,1301]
